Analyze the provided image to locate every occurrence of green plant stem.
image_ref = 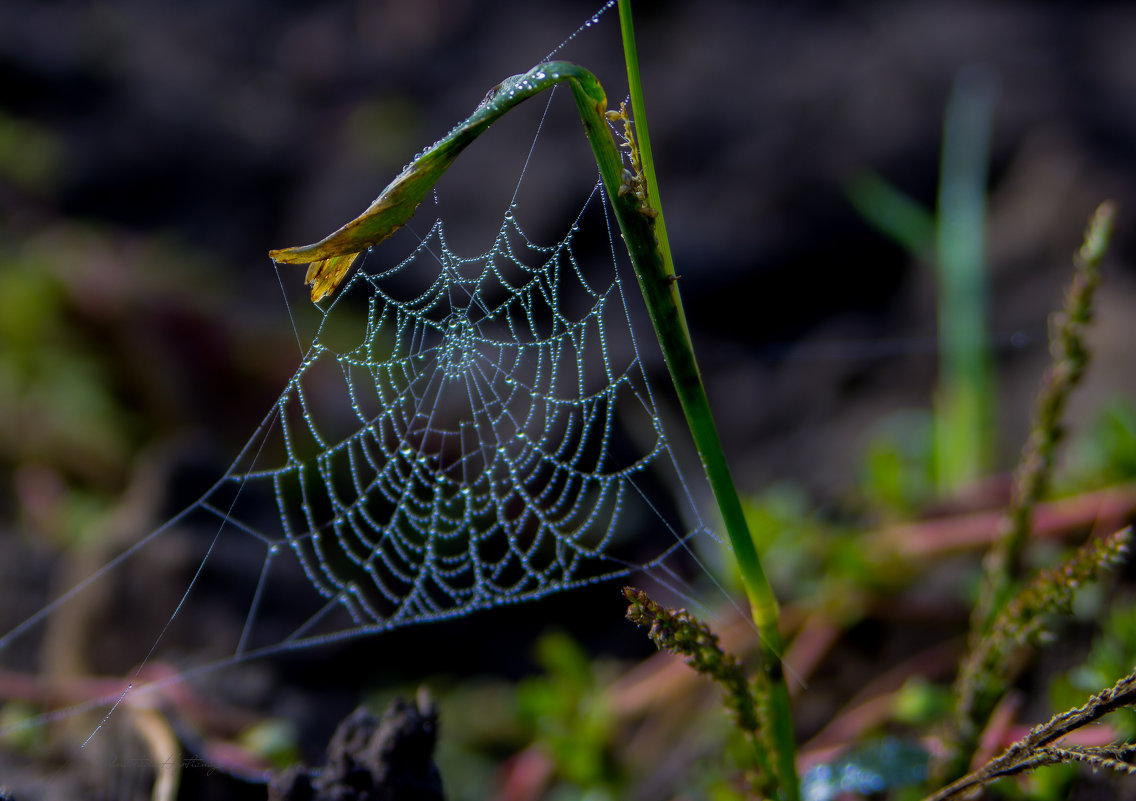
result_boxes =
[932,201,1117,785]
[942,526,1132,784]
[616,1,673,282]
[624,587,775,795]
[976,201,1115,622]
[614,3,798,798]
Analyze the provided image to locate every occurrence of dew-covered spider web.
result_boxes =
[0,24,732,740]
[0,4,768,752]
[218,181,708,645]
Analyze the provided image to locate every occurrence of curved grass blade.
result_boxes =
[269,62,601,301]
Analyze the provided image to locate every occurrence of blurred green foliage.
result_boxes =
[892,677,953,728]
[1013,763,1081,801]
[858,410,938,519]
[1063,399,1136,489]
[236,718,301,771]
[0,107,262,558]
[516,631,618,796]
[1049,600,1136,741]
[742,483,828,599]
[0,221,236,556]
[0,701,45,753]
[391,630,625,801]
[0,111,132,504]
[0,241,134,487]
[848,67,998,498]
[0,110,62,193]
[741,482,902,613]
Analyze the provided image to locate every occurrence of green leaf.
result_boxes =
[846,171,934,256]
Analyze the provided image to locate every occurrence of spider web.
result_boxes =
[0,2,725,738]
[0,149,715,740]
[219,183,704,647]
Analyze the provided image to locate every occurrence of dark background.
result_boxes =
[3,1,1135,492]
[2,2,1136,799]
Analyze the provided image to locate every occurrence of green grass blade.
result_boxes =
[934,67,998,492]
[847,171,935,256]
[615,2,799,798]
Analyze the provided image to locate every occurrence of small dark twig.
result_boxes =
[269,691,444,801]
[925,667,1136,801]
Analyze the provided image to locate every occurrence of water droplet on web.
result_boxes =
[460,486,472,497]
[399,444,413,457]
[267,544,279,556]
